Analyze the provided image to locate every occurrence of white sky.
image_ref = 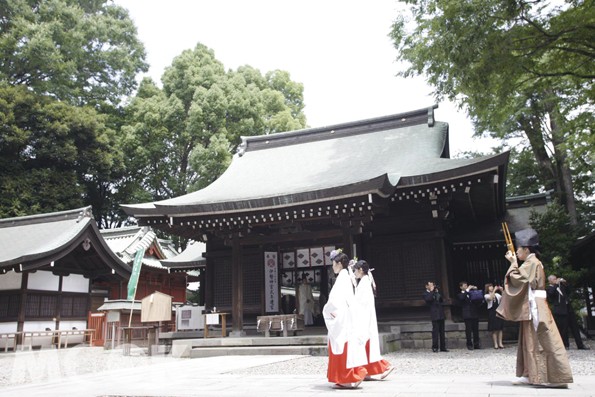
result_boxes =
[115,0,496,155]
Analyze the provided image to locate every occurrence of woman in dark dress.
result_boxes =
[484,283,505,349]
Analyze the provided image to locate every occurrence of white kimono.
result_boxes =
[323,268,367,368]
[354,275,382,363]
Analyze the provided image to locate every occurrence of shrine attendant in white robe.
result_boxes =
[298,278,316,325]
[353,260,393,380]
[323,250,367,388]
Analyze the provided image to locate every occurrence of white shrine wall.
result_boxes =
[0,271,22,290]
[62,273,89,293]
[27,271,59,291]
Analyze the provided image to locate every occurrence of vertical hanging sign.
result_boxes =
[264,252,279,313]
[127,249,144,301]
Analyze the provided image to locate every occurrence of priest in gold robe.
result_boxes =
[497,228,573,388]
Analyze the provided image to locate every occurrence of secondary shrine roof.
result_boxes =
[0,207,130,278]
[100,226,178,270]
[122,105,508,218]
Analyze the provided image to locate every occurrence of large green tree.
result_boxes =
[0,85,122,219]
[390,0,595,227]
[121,44,307,201]
[0,0,147,106]
[0,0,147,225]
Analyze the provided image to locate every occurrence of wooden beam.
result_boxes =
[224,228,347,246]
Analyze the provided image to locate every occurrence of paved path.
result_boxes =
[0,353,593,397]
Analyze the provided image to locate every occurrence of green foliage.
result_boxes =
[530,201,576,266]
[506,147,545,197]
[391,0,595,226]
[0,85,122,218]
[530,201,589,309]
[0,0,148,106]
[122,44,307,200]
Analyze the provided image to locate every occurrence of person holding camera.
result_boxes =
[423,281,448,352]
[484,283,505,349]
[457,281,482,350]
[547,274,588,350]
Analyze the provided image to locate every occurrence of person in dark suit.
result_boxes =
[423,281,448,352]
[457,281,482,350]
[547,274,589,350]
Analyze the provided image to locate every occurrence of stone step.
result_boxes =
[189,344,328,358]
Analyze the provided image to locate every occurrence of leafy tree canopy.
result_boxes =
[391,0,594,226]
[0,0,148,106]
[0,84,122,218]
[121,43,307,201]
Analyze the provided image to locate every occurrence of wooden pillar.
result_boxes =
[16,272,28,344]
[198,268,206,306]
[56,275,63,330]
[230,235,244,334]
[437,236,452,320]
[342,227,354,258]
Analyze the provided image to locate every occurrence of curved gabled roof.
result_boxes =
[122,105,508,218]
[100,225,179,270]
[0,207,130,278]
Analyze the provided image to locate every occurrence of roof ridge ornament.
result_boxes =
[77,207,94,223]
[427,105,436,127]
[237,137,247,157]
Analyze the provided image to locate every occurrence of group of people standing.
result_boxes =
[323,249,393,389]
[323,227,577,389]
[423,228,576,389]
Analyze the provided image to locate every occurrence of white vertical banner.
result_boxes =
[264,252,279,313]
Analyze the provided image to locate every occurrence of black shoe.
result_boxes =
[578,346,590,350]
[432,348,438,352]
[440,349,449,352]
[474,346,481,350]
[467,346,474,350]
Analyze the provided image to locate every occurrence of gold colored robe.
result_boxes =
[497,254,573,384]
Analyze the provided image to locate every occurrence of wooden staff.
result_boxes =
[501,222,515,253]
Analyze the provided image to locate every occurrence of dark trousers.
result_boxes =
[464,318,480,348]
[431,319,446,350]
[554,312,586,349]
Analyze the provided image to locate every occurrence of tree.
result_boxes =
[390,0,595,226]
[0,0,148,106]
[121,43,307,201]
[0,85,122,218]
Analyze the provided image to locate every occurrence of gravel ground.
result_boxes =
[232,341,594,376]
[0,341,592,388]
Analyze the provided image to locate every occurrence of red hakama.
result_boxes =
[327,342,368,384]
[362,340,392,376]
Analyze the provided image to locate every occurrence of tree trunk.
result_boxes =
[546,96,578,226]
[519,114,557,192]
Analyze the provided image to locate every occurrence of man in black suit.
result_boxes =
[457,281,482,350]
[424,281,448,352]
[547,274,589,350]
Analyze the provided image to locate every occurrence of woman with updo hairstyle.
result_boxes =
[352,260,393,380]
[322,249,368,389]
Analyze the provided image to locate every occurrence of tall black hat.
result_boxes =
[515,228,539,247]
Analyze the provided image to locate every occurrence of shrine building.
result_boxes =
[122,105,511,335]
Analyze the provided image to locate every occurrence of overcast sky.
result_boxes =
[115,0,496,155]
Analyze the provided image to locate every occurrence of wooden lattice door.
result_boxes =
[87,311,106,347]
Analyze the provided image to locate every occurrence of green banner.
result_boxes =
[127,249,144,300]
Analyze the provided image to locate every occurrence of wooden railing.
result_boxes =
[20,329,94,351]
[0,332,20,352]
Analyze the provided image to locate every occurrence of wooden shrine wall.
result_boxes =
[364,233,444,303]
